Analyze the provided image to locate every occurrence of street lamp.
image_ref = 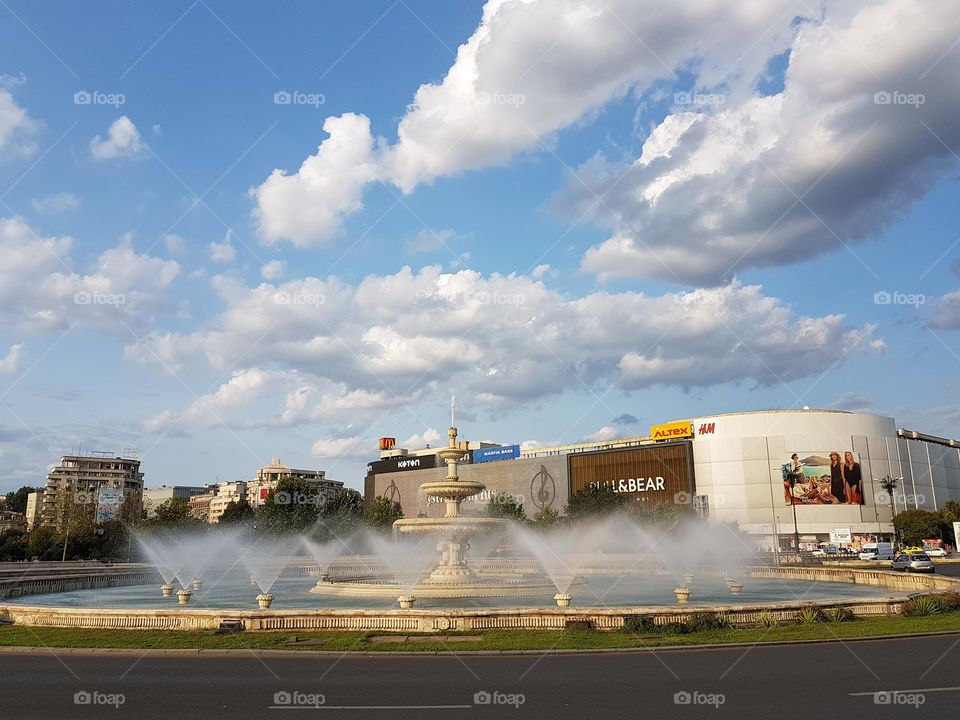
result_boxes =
[878,476,900,546]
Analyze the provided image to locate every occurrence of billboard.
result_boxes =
[367,453,437,474]
[781,451,864,505]
[472,445,520,463]
[568,442,694,504]
[96,488,124,522]
[651,421,694,440]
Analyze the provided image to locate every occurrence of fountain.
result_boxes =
[176,588,193,605]
[311,402,558,600]
[160,583,174,598]
[256,593,274,609]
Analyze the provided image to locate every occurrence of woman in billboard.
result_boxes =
[843,451,863,505]
[829,452,847,503]
[784,453,803,504]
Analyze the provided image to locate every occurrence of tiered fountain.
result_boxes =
[311,404,559,604]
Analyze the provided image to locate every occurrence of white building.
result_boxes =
[208,481,247,523]
[142,486,209,517]
[247,458,343,508]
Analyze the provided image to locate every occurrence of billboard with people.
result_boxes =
[781,451,864,505]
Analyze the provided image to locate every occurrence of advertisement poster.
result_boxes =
[781,451,864,505]
[96,488,124,522]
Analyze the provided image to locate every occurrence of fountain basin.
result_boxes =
[256,593,274,609]
[160,584,174,598]
[397,595,416,609]
[176,589,193,605]
[554,593,572,608]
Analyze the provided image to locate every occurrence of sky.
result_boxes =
[0,0,958,494]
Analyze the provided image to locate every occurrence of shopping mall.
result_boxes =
[364,409,960,551]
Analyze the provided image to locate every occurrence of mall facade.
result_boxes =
[364,409,960,550]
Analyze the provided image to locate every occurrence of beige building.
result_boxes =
[248,458,343,507]
[25,491,41,530]
[208,481,247,523]
[142,486,208,517]
[41,453,144,527]
[0,511,26,533]
[188,492,215,522]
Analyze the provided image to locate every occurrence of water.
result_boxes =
[10,574,897,610]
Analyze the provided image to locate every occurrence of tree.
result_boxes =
[312,488,365,541]
[27,526,60,560]
[529,507,563,529]
[565,484,628,520]
[630,501,696,530]
[140,497,205,535]
[0,530,28,561]
[364,495,403,530]
[3,486,40,514]
[484,492,527,522]
[219,499,255,525]
[893,509,943,546]
[255,477,324,535]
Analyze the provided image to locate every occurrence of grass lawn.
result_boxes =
[1,613,960,652]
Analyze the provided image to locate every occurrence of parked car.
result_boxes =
[891,552,935,573]
[811,549,827,558]
[901,546,924,555]
[922,546,947,558]
[859,542,895,561]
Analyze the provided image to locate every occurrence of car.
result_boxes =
[891,552,935,573]
[922,546,947,558]
[811,549,827,558]
[901,546,924,555]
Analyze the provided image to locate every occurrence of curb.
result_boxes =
[2,629,959,658]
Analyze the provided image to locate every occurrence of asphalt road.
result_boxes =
[2,633,959,720]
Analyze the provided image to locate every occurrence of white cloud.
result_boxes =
[250,1,797,246]
[402,428,441,449]
[90,116,146,160]
[931,291,960,330]
[583,425,618,442]
[0,216,179,334]
[164,234,186,254]
[406,228,456,254]
[252,113,380,246]
[573,0,960,284]
[0,344,24,374]
[31,193,80,214]
[209,234,236,263]
[143,368,278,434]
[311,436,369,459]
[261,260,285,280]
[0,75,39,158]
[125,267,881,415]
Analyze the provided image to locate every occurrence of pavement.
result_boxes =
[2,633,959,719]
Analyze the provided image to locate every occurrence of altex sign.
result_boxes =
[651,421,694,440]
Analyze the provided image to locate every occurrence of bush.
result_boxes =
[687,612,733,632]
[622,616,659,634]
[796,604,826,624]
[755,610,779,628]
[901,594,949,617]
[941,591,960,611]
[824,606,856,623]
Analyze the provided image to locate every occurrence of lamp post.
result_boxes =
[878,476,900,546]
[791,487,800,552]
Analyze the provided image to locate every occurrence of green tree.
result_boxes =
[314,488,365,540]
[364,495,404,530]
[140,497,205,535]
[219,499,255,525]
[0,530,28,561]
[565,484,628,520]
[484,492,527,522]
[27,526,60,560]
[255,477,323,535]
[3,486,40,514]
[529,507,563,529]
[630,501,696,530]
[893,509,943,546]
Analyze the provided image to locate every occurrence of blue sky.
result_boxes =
[0,0,958,493]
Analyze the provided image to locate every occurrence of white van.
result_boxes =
[859,542,894,561]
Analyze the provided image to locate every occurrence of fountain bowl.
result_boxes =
[256,593,274,609]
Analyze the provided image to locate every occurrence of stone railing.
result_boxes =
[0,564,160,601]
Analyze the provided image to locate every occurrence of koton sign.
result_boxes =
[651,421,694,440]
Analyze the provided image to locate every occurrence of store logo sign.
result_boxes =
[651,421,693,440]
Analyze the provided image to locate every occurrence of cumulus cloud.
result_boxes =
[0,75,39,158]
[402,428,441,448]
[90,116,146,160]
[931,291,960,330]
[31,193,80,214]
[0,344,24,374]
[209,232,236,263]
[0,216,179,334]
[583,425,618,442]
[574,0,960,284]
[252,113,380,246]
[164,233,186,254]
[250,0,798,246]
[406,228,457,255]
[261,260,284,279]
[311,436,369,460]
[125,267,882,421]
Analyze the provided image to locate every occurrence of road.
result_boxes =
[2,634,959,719]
